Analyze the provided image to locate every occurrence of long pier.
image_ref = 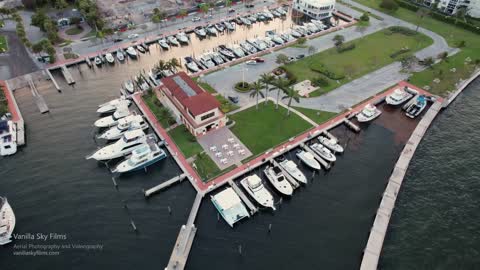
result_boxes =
[360,100,443,270]
[60,65,75,85]
[26,75,49,114]
[144,173,187,197]
[228,179,258,214]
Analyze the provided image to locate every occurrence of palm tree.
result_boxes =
[259,73,275,105]
[281,86,301,116]
[154,60,167,75]
[249,81,264,110]
[271,77,290,110]
[167,58,181,72]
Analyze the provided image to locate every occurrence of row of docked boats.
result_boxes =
[89,43,149,68]
[86,97,167,174]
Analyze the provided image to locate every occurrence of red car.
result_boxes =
[252,57,265,63]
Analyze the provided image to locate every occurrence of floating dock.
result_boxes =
[343,118,361,133]
[60,65,75,85]
[26,75,49,114]
[45,69,61,91]
[301,143,331,170]
[270,159,299,189]
[144,173,187,197]
[228,179,258,215]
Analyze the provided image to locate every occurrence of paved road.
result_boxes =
[203,2,456,112]
[0,31,40,80]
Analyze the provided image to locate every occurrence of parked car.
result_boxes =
[113,38,123,43]
[296,54,305,59]
[252,57,265,63]
[228,95,239,104]
[246,3,255,8]
[127,33,139,39]
[192,17,201,22]
[228,8,235,13]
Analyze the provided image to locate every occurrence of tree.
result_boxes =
[259,73,275,104]
[297,37,307,45]
[332,34,345,47]
[167,58,181,72]
[225,0,232,7]
[308,45,317,55]
[437,51,448,62]
[153,60,168,74]
[276,53,289,64]
[179,9,187,20]
[360,12,369,22]
[400,55,417,71]
[32,41,44,54]
[379,0,399,11]
[249,81,264,110]
[281,86,300,116]
[44,19,60,43]
[271,77,290,110]
[31,9,49,31]
[200,3,210,14]
[421,57,434,68]
[415,8,430,32]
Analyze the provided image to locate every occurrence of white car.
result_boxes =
[127,33,139,39]
[192,17,201,22]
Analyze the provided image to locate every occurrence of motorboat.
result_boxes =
[207,25,218,36]
[247,15,257,23]
[386,88,414,105]
[219,47,236,60]
[96,98,131,114]
[263,10,274,20]
[126,47,138,58]
[210,52,225,65]
[240,17,251,26]
[296,150,321,170]
[176,32,189,44]
[135,75,150,91]
[194,27,207,38]
[229,45,246,58]
[86,130,151,161]
[211,188,250,227]
[167,36,179,46]
[158,39,170,50]
[310,143,336,162]
[142,42,149,51]
[224,21,235,31]
[94,104,130,128]
[271,10,281,17]
[290,30,302,38]
[0,197,15,245]
[185,57,200,73]
[199,54,216,68]
[105,52,115,64]
[280,33,294,42]
[305,22,319,33]
[271,35,284,45]
[161,69,174,77]
[94,56,102,66]
[215,23,225,32]
[147,70,159,86]
[263,37,275,48]
[406,95,427,118]
[256,12,266,21]
[235,17,243,25]
[276,7,287,15]
[278,159,307,184]
[98,115,148,140]
[240,41,257,54]
[0,120,17,156]
[136,44,146,54]
[311,20,326,30]
[294,26,308,36]
[247,39,264,51]
[240,175,275,210]
[123,80,135,94]
[318,136,344,153]
[112,139,167,173]
[116,49,125,62]
[356,104,382,122]
[264,165,293,196]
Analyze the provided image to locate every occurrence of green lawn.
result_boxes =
[283,28,433,96]
[230,101,313,155]
[167,125,203,158]
[292,107,337,124]
[0,35,8,53]
[353,0,480,96]
[216,95,240,113]
[142,93,175,128]
[193,153,223,181]
[193,78,217,94]
[65,26,84,35]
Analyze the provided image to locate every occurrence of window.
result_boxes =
[200,112,215,121]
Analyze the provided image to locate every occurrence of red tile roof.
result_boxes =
[161,72,220,116]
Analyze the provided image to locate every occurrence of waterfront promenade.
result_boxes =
[1,80,25,145]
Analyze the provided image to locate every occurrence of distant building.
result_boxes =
[50,9,84,27]
[421,0,480,18]
[292,0,336,20]
[157,72,227,137]
[0,0,22,9]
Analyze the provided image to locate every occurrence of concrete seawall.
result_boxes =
[442,69,480,108]
[359,100,443,270]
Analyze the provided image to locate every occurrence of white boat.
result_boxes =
[271,35,284,45]
[194,27,207,38]
[356,104,382,122]
[296,150,321,170]
[210,52,224,65]
[112,139,167,173]
[240,41,257,54]
[0,197,15,245]
[276,7,287,15]
[406,95,427,118]
[123,80,135,94]
[279,159,307,184]
[224,21,235,31]
[263,10,274,19]
[305,22,319,33]
[158,39,170,50]
[386,88,414,105]
[229,45,245,58]
[280,33,294,42]
[105,52,115,64]
[240,17,251,26]
[0,120,17,156]
[247,39,265,51]
[207,25,218,36]
[264,165,293,196]
[271,10,281,17]
[310,143,336,162]
[185,61,199,73]
[94,104,130,128]
[215,23,225,32]
[94,56,102,66]
[86,130,151,161]
[199,55,216,68]
[167,36,179,46]
[211,188,250,227]
[98,115,148,140]
[318,136,344,153]
[290,30,302,38]
[219,49,236,59]
[126,47,137,58]
[136,45,146,53]
[240,175,275,210]
[96,99,131,114]
[311,20,326,30]
[116,49,125,62]
[263,37,275,48]
[176,32,189,44]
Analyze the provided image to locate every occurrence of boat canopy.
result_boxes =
[247,175,262,189]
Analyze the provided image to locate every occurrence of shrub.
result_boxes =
[284,69,297,84]
[457,40,466,48]
[380,0,399,11]
[360,13,370,22]
[390,48,411,58]
[310,63,345,80]
[312,76,330,87]
[297,37,307,45]
[234,81,251,92]
[387,26,417,36]
[336,43,356,53]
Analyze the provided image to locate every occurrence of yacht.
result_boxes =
[294,26,308,36]
[263,10,274,20]
[98,115,148,140]
[296,150,321,170]
[0,197,15,245]
[167,36,179,46]
[135,75,150,91]
[0,120,17,156]
[257,12,266,21]
[158,39,170,50]
[229,45,246,58]
[116,49,125,62]
[311,20,326,30]
[386,88,414,105]
[199,54,216,68]
[224,21,235,31]
[305,22,319,33]
[277,7,287,15]
[310,143,336,162]
[210,52,225,65]
[240,175,275,210]
[318,136,344,153]
[215,23,225,32]
[263,37,275,48]
[235,17,244,25]
[105,52,115,64]
[211,188,250,227]
[290,30,302,38]
[207,25,218,36]
[184,57,200,73]
[240,41,257,54]
[194,27,207,38]
[86,130,151,161]
[136,44,146,54]
[280,33,294,42]
[126,47,138,58]
[247,39,265,51]
[240,17,251,26]
[356,104,382,122]
[141,42,149,51]
[94,56,102,66]
[96,98,131,114]
[94,104,130,128]
[278,158,307,184]
[112,139,167,173]
[271,35,284,45]
[271,10,281,17]
[406,95,427,118]
[123,80,135,94]
[247,15,257,23]
[219,47,236,60]
[264,165,294,196]
[176,32,189,44]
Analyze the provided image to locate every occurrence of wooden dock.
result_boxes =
[301,143,331,170]
[322,131,338,141]
[45,69,61,91]
[144,173,186,197]
[360,101,443,270]
[343,118,361,133]
[228,179,258,215]
[60,65,75,85]
[26,75,49,114]
[270,159,300,189]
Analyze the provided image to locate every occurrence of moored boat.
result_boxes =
[158,39,170,50]
[136,44,146,54]
[86,130,151,161]
[296,150,321,170]
[105,52,115,64]
[211,188,250,227]
[94,104,130,128]
[318,136,344,153]
[356,104,382,122]
[264,165,293,196]
[0,120,17,156]
[386,88,414,105]
[123,80,135,94]
[406,95,427,118]
[278,158,307,184]
[94,56,102,66]
[98,115,148,140]
[96,99,131,114]
[310,143,336,162]
[126,47,137,58]
[240,174,275,210]
[112,139,167,173]
[176,32,189,44]
[116,49,125,62]
[167,36,179,46]
[0,197,15,245]
[194,27,207,38]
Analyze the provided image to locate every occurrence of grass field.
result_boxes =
[230,101,313,155]
[292,107,337,124]
[282,28,433,96]
[0,35,8,53]
[142,93,175,128]
[193,78,217,94]
[66,26,84,35]
[353,0,480,96]
[167,125,203,159]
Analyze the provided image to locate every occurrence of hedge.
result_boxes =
[386,26,417,36]
[337,43,356,53]
[310,63,345,80]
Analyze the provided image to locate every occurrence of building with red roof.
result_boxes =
[157,72,227,136]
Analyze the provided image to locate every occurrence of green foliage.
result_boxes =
[31,9,49,31]
[276,53,289,64]
[76,0,104,30]
[379,0,399,11]
[390,47,410,58]
[386,26,417,36]
[336,43,356,53]
[297,37,307,44]
[332,34,345,47]
[312,76,330,87]
[309,63,345,80]
[234,81,251,92]
[360,12,370,21]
